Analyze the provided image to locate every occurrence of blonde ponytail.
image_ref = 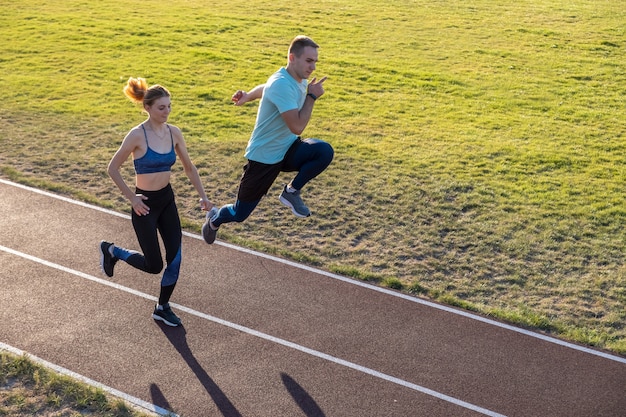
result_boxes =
[123,77,148,104]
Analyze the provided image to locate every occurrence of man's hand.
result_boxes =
[307,76,328,99]
[231,90,251,106]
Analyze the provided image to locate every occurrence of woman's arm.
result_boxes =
[107,130,150,216]
[172,126,213,211]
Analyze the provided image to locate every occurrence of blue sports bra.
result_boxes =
[133,124,176,174]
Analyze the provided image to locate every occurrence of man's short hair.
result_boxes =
[289,35,319,57]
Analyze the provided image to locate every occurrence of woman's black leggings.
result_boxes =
[112,184,182,305]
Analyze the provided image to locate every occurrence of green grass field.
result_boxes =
[1,0,624,355]
[0,351,155,416]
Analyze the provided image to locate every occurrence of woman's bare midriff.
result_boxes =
[136,171,171,191]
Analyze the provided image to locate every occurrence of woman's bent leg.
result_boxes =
[111,210,164,274]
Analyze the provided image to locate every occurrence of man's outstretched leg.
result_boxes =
[202,200,260,244]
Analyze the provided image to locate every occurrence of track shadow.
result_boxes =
[157,323,243,417]
[281,373,326,417]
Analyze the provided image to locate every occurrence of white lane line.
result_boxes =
[0,244,506,417]
[0,341,176,417]
[2,178,625,365]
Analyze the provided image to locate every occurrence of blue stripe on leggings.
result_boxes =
[161,246,181,286]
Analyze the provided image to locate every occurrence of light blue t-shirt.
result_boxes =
[244,67,307,164]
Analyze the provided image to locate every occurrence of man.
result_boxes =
[202,35,334,244]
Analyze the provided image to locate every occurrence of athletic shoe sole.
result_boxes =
[202,220,218,244]
[99,241,116,277]
[152,313,180,327]
[201,207,219,244]
[279,194,311,218]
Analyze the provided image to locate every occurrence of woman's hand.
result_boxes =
[132,194,150,216]
[199,198,214,211]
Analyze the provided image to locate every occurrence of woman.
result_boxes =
[100,77,213,327]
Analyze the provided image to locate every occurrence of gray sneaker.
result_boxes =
[279,185,311,218]
[202,206,219,244]
[152,304,181,327]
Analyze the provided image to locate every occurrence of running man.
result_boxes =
[202,35,334,244]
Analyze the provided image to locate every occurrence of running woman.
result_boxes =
[100,77,214,326]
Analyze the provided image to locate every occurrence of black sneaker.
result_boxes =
[202,207,219,244]
[99,241,118,277]
[279,185,311,217]
[152,304,182,327]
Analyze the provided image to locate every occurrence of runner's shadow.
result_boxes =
[149,383,173,414]
[281,373,327,417]
[156,323,243,417]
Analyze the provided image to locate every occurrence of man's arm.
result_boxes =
[280,76,327,135]
[232,84,265,106]
[281,101,314,135]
